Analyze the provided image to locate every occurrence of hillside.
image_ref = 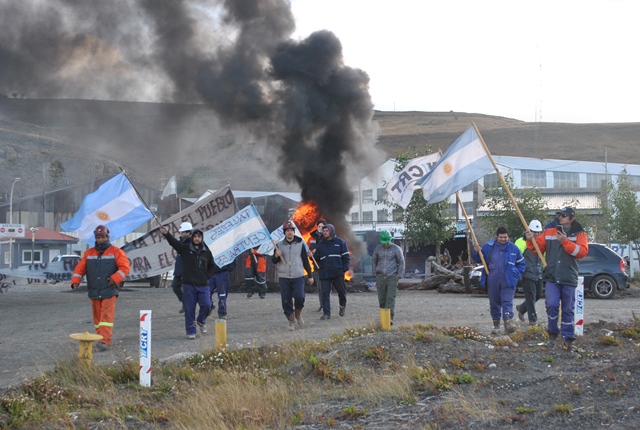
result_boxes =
[1,98,639,200]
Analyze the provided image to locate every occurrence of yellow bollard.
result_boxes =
[215,319,227,350]
[69,332,103,366]
[380,308,391,331]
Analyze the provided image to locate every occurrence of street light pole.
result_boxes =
[9,178,21,268]
[30,227,39,265]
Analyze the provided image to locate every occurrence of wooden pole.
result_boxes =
[456,192,489,274]
[471,123,547,267]
[119,167,164,227]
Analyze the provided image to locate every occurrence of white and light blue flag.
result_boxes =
[256,219,306,256]
[385,152,441,209]
[416,126,495,204]
[60,173,153,246]
[160,175,177,200]
[204,204,272,267]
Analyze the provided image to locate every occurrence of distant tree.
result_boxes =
[480,173,548,240]
[601,168,640,263]
[179,174,196,196]
[49,160,65,188]
[382,147,455,256]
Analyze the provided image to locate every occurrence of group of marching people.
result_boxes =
[472,207,588,352]
[161,218,351,337]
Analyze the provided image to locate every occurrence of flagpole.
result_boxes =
[471,123,547,267]
[456,192,489,274]
[119,167,164,227]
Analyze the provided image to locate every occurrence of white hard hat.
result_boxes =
[528,220,542,232]
[179,222,193,232]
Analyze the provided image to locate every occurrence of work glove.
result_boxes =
[71,283,79,289]
[108,278,116,287]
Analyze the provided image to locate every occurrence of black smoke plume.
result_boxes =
[0,0,382,248]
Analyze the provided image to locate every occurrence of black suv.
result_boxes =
[469,243,628,299]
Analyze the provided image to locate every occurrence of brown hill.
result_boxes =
[1,98,638,200]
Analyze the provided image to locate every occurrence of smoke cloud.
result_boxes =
[0,0,383,245]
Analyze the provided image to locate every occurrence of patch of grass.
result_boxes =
[307,355,354,384]
[598,335,623,346]
[541,356,555,363]
[338,404,369,420]
[290,410,304,425]
[515,406,536,414]
[553,404,573,413]
[606,388,624,396]
[363,346,389,363]
[441,326,487,342]
[448,355,469,369]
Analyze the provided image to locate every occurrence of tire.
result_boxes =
[149,275,161,288]
[590,274,617,299]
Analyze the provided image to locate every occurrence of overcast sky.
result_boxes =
[291,0,639,124]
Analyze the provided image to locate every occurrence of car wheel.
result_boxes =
[590,274,617,299]
[149,275,161,288]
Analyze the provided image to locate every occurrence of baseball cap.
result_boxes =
[556,207,576,218]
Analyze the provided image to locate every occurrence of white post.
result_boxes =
[574,277,584,336]
[140,310,152,387]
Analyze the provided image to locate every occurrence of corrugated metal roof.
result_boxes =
[196,190,302,203]
[477,193,601,213]
[494,156,640,176]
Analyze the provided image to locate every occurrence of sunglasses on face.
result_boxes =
[558,213,569,218]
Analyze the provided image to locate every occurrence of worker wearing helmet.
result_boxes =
[171,221,193,313]
[372,231,405,325]
[273,220,314,330]
[71,225,130,351]
[514,220,544,326]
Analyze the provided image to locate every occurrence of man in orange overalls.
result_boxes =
[71,225,130,351]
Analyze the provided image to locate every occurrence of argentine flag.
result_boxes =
[203,204,272,267]
[61,173,153,246]
[416,125,495,204]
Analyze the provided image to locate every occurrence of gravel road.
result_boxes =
[1,282,639,389]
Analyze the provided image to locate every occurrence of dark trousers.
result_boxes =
[209,272,230,316]
[171,275,183,302]
[279,277,305,317]
[320,276,347,317]
[245,267,267,294]
[183,283,212,335]
[517,278,543,323]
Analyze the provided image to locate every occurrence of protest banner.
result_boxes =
[204,204,272,267]
[121,185,236,280]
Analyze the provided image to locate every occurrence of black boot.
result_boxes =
[491,319,501,335]
[546,332,558,348]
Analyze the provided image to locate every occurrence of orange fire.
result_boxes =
[291,200,352,282]
[291,200,322,243]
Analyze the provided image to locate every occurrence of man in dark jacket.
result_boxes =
[171,221,193,314]
[526,207,588,351]
[71,225,130,351]
[514,220,544,325]
[472,227,526,335]
[314,224,350,320]
[160,226,215,339]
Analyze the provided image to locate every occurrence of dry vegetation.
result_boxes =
[2,317,640,429]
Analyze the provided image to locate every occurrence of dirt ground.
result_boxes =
[1,281,639,392]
